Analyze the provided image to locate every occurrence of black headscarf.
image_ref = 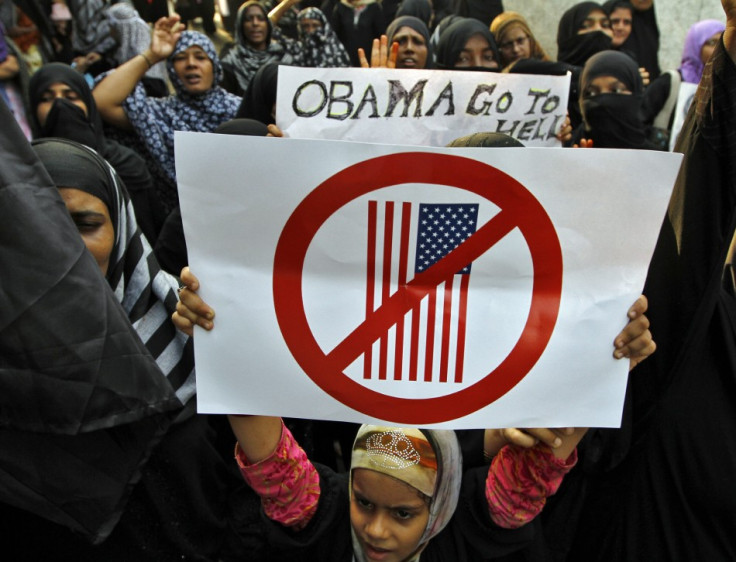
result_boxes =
[32,138,195,403]
[0,104,183,542]
[557,2,613,67]
[386,15,433,69]
[236,61,279,125]
[396,0,432,27]
[579,50,653,149]
[435,17,500,70]
[29,63,163,241]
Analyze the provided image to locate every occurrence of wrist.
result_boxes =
[143,49,165,66]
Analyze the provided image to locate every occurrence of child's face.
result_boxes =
[350,468,430,562]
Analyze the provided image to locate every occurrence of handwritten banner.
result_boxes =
[276,67,571,147]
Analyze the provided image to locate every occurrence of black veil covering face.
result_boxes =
[29,63,164,242]
[579,50,654,149]
[557,2,613,67]
[435,17,501,70]
[0,102,183,541]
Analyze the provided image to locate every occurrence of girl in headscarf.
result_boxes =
[94,16,240,194]
[173,265,654,560]
[223,416,580,560]
[491,11,549,69]
[386,15,432,69]
[29,62,165,243]
[435,17,500,70]
[220,0,301,97]
[602,0,634,49]
[679,19,726,84]
[640,18,725,151]
[556,2,612,68]
[576,49,657,150]
[294,5,351,68]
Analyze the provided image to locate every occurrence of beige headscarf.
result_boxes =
[490,11,550,67]
[350,425,462,562]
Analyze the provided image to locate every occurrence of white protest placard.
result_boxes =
[176,133,681,429]
[276,67,570,147]
[669,81,698,151]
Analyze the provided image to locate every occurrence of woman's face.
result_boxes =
[351,469,430,562]
[300,17,322,35]
[243,5,268,49]
[36,82,88,127]
[454,33,499,69]
[59,187,114,276]
[393,26,428,69]
[577,9,612,37]
[609,7,633,47]
[700,31,722,65]
[498,24,531,65]
[172,45,214,94]
[583,75,633,98]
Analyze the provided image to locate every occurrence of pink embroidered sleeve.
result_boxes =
[485,444,578,529]
[235,421,321,530]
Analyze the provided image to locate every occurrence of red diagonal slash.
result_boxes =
[327,209,516,372]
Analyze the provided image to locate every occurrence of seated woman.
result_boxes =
[491,11,549,70]
[435,17,500,70]
[574,49,659,150]
[29,62,165,242]
[172,266,653,560]
[94,15,241,206]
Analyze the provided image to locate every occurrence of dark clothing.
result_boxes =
[621,3,660,80]
[330,2,384,67]
[261,463,538,561]
[452,0,502,27]
[567,39,736,561]
[133,0,169,23]
[29,63,165,243]
[556,2,613,67]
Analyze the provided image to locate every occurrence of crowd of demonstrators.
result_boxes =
[3,0,736,560]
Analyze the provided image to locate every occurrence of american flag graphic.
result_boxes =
[364,201,479,383]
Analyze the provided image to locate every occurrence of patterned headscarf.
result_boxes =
[220,1,294,96]
[31,138,196,404]
[295,7,351,68]
[679,19,725,84]
[122,31,241,183]
[350,425,462,562]
[106,2,168,82]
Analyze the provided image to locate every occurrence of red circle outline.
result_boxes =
[273,152,562,424]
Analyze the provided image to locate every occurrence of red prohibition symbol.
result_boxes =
[273,152,563,424]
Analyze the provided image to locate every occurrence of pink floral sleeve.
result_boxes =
[235,421,321,530]
[485,444,578,529]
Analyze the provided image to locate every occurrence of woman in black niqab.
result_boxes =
[557,2,613,67]
[29,63,164,242]
[577,50,656,149]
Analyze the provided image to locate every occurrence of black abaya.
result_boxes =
[567,38,736,561]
